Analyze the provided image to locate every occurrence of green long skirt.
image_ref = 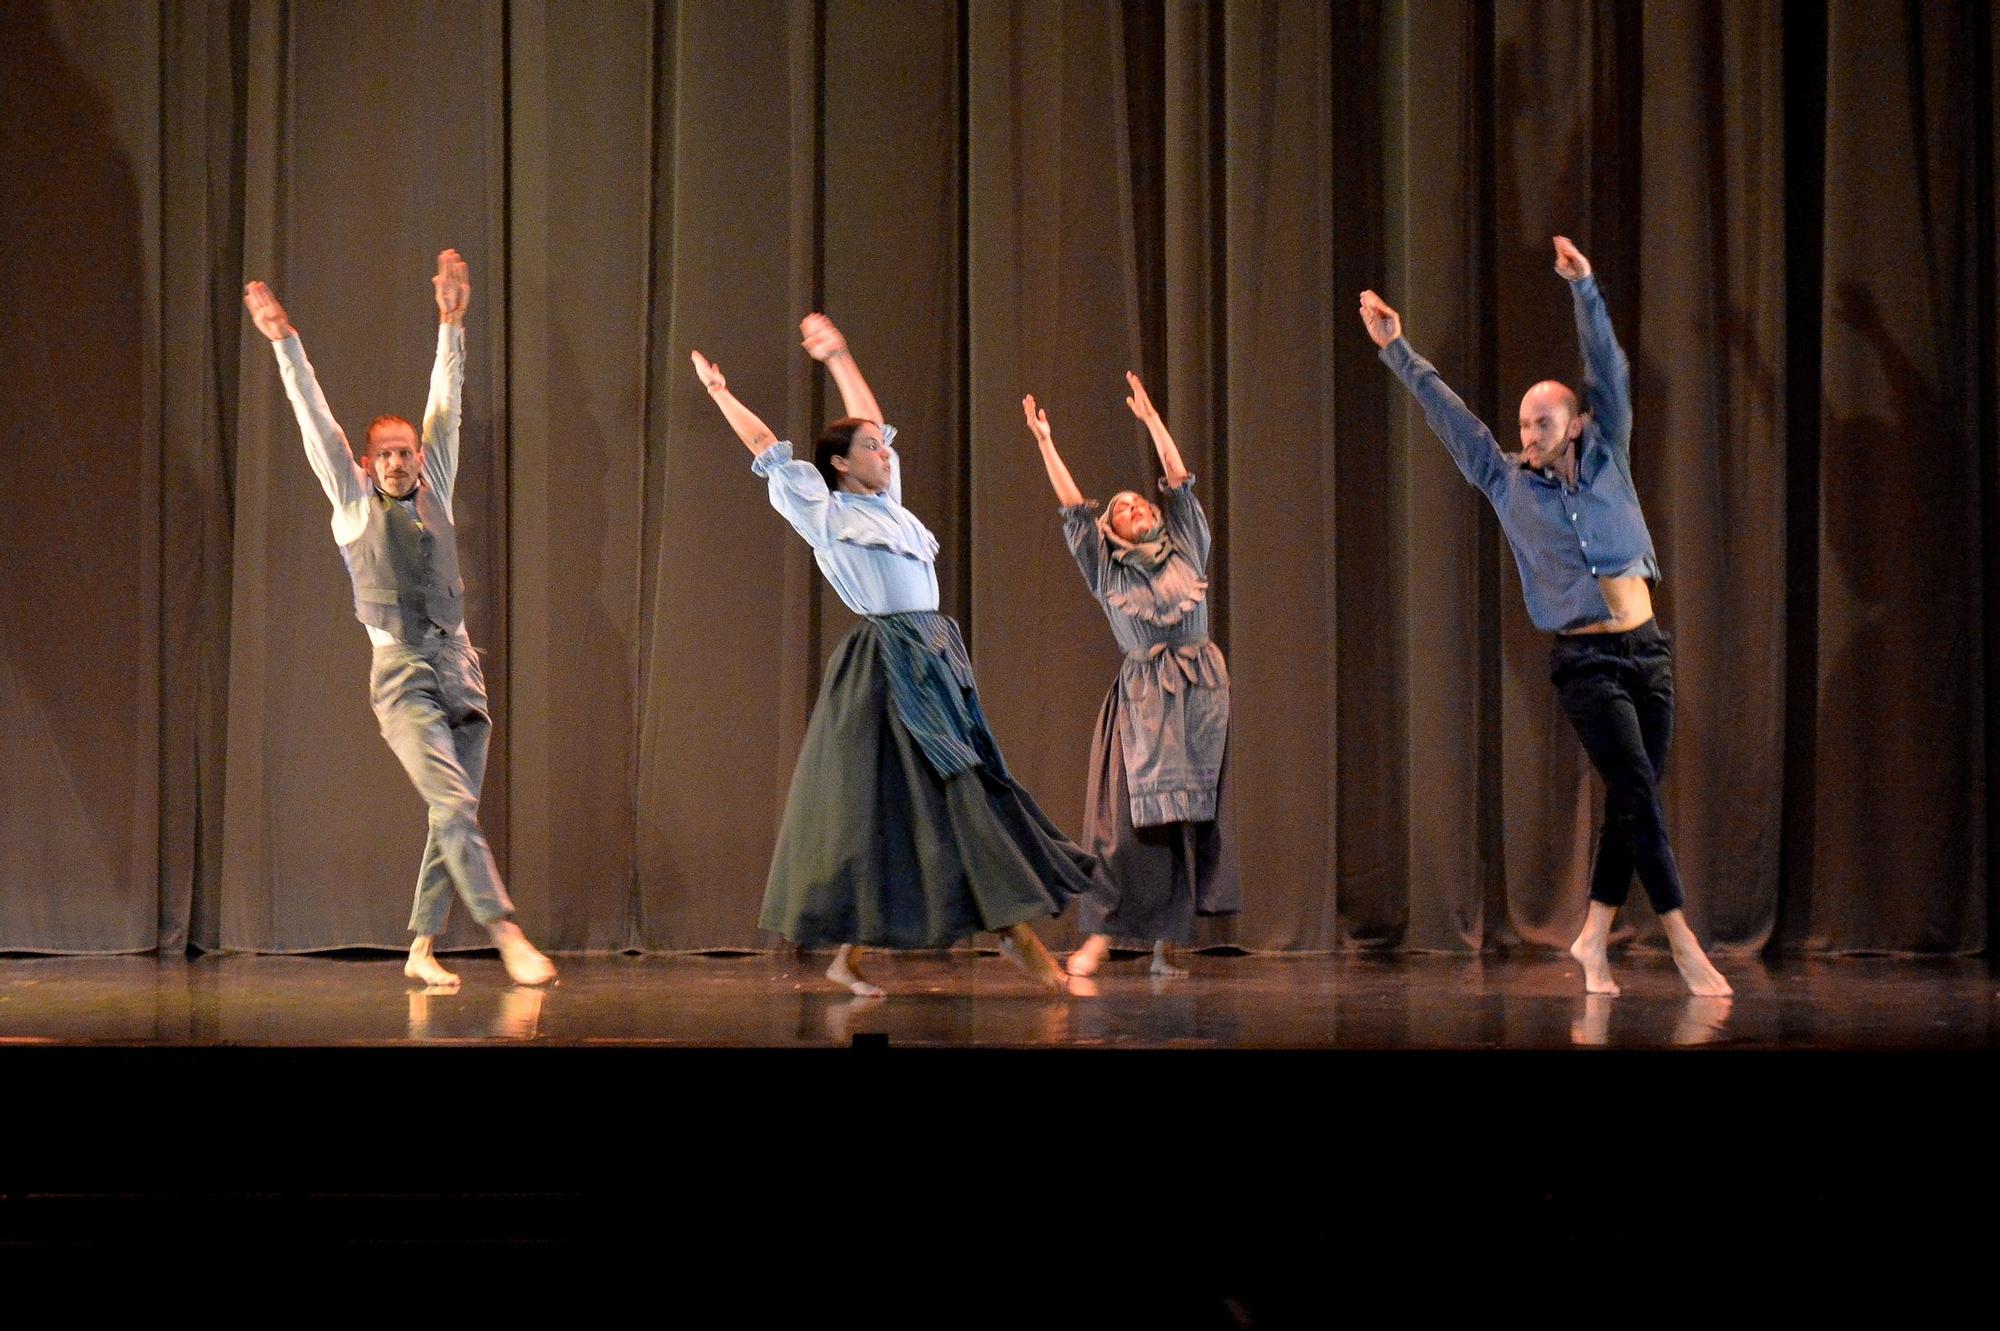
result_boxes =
[758,618,1097,949]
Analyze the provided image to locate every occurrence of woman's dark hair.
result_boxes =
[813,416,870,490]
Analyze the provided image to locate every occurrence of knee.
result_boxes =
[376,702,446,741]
[427,799,482,838]
[1605,781,1663,828]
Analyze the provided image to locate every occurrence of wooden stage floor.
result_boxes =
[2,950,1994,1050]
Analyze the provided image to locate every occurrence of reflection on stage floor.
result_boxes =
[1,950,1992,1051]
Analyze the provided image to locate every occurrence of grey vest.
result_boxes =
[339,484,465,640]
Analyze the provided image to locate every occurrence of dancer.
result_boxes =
[1022,376,1239,978]
[1359,236,1730,997]
[691,315,1092,995]
[244,251,555,989]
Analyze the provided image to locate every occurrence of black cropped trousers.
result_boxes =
[1550,618,1685,915]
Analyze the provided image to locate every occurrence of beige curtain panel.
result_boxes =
[0,0,1992,956]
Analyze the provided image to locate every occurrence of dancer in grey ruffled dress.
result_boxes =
[1023,375,1240,978]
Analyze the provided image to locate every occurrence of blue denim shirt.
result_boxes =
[1380,275,1659,633]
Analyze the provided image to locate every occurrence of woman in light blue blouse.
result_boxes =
[1023,376,1239,979]
[690,316,1092,996]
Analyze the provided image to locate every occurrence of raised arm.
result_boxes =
[800,313,883,427]
[1359,289,1510,498]
[244,279,369,510]
[421,248,469,502]
[1022,395,1086,508]
[690,349,780,455]
[1123,371,1189,488]
[1553,236,1630,454]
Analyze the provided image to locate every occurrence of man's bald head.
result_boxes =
[1521,380,1579,420]
[1516,379,1585,471]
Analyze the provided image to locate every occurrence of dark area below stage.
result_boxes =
[2,952,1994,1300]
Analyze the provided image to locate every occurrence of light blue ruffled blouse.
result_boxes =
[750,425,941,616]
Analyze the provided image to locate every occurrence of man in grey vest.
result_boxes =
[244,250,555,989]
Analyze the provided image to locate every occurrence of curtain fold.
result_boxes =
[0,0,1992,958]
[633,0,821,950]
[1802,0,1990,953]
[1633,0,1788,952]
[502,0,654,952]
[0,0,164,953]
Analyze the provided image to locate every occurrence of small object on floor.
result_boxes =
[1149,940,1188,978]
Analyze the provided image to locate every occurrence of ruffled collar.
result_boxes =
[828,490,940,565]
[1101,546,1207,629]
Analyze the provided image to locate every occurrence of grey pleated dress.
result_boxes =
[1061,478,1240,943]
[751,432,1096,949]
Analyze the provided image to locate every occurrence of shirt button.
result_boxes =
[1580,539,1587,547]
[1590,566,1598,575]
[1570,512,1578,521]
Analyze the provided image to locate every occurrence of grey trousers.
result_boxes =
[368,636,515,935]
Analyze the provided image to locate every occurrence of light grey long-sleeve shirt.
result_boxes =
[271,323,470,645]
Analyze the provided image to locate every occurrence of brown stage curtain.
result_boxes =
[0,0,1991,957]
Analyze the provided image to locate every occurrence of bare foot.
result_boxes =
[1067,934,1111,977]
[1568,931,1620,996]
[999,924,1068,995]
[489,920,557,986]
[404,937,460,988]
[1669,943,1733,997]
[1149,941,1188,978]
[1658,909,1733,996]
[827,944,886,997]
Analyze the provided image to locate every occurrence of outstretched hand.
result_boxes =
[1021,394,1055,447]
[1357,290,1401,348]
[799,313,847,363]
[243,281,296,342]
[690,348,727,393]
[433,248,471,323]
[1123,371,1161,424]
[1553,235,1592,280]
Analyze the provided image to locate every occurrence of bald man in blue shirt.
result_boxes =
[1362,237,1730,998]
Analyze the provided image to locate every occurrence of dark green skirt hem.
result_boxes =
[759,618,1097,950]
